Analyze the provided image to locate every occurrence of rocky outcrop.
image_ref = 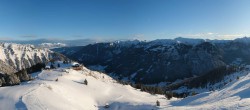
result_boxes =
[0,60,16,74]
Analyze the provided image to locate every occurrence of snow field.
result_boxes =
[0,62,166,110]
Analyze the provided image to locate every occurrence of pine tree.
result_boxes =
[156,100,160,106]
[84,79,88,85]
[50,63,54,69]
[191,91,197,96]
[183,93,187,98]
[165,91,173,100]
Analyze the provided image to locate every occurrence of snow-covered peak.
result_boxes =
[174,37,206,45]
[112,39,143,47]
[148,39,175,46]
[38,43,67,49]
[0,43,51,71]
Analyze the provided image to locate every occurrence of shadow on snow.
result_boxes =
[98,102,159,110]
[15,97,27,110]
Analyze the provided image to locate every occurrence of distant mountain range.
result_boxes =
[0,38,111,48]
[53,37,250,84]
[1,37,249,48]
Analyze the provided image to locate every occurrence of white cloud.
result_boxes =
[213,34,249,40]
[176,32,215,37]
[130,33,145,40]
[207,32,214,35]
[175,32,249,40]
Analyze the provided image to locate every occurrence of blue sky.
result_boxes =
[0,0,250,40]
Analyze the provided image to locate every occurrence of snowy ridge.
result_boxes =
[168,71,250,109]
[110,39,143,47]
[174,37,206,45]
[0,62,165,110]
[38,43,67,49]
[0,43,50,71]
[105,37,245,48]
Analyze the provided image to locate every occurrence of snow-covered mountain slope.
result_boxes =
[168,71,250,109]
[0,43,50,71]
[2,61,250,110]
[0,43,62,86]
[0,62,166,110]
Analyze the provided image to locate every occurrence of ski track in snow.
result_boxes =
[23,84,48,110]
